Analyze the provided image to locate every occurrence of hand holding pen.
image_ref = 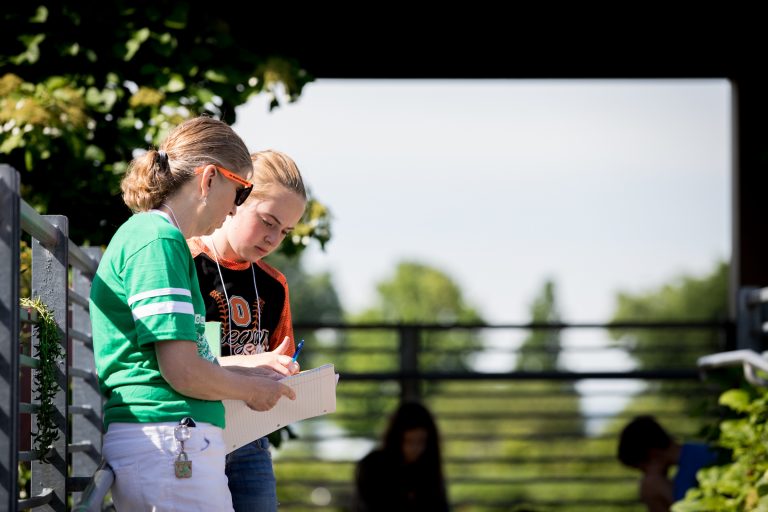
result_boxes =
[291,340,304,364]
[238,336,299,376]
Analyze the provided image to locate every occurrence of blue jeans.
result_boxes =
[225,436,277,512]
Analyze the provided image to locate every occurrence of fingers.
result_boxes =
[272,336,291,355]
[280,382,296,400]
[246,401,272,412]
[256,367,286,380]
[274,355,300,375]
[244,380,296,411]
[267,358,292,376]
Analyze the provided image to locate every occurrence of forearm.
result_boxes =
[217,339,298,376]
[217,353,273,368]
[156,340,273,401]
[224,364,284,380]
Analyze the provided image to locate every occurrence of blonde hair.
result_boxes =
[247,150,307,203]
[121,117,252,212]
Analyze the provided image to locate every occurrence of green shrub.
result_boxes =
[673,387,768,511]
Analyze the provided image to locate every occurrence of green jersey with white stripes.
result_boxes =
[90,212,224,429]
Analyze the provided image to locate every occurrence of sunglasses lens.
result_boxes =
[235,185,253,206]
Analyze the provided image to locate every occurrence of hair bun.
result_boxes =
[156,150,169,170]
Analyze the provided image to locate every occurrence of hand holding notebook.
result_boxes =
[222,363,339,453]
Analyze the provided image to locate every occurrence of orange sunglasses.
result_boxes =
[194,165,253,206]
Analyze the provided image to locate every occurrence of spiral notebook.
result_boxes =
[221,363,339,453]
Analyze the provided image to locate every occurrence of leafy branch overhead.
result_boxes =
[1,3,330,254]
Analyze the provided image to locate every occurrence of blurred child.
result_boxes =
[617,415,718,512]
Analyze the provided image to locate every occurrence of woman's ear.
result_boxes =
[198,164,216,200]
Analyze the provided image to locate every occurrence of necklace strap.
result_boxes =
[206,236,263,354]
[159,203,182,232]
[194,238,249,270]
[149,209,174,225]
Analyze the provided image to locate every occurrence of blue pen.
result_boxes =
[291,340,304,363]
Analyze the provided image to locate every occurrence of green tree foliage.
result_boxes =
[335,261,484,437]
[364,262,483,324]
[517,279,562,372]
[357,261,484,372]
[478,279,587,506]
[263,252,344,324]
[610,260,729,370]
[607,260,731,422]
[1,2,330,253]
[514,280,583,436]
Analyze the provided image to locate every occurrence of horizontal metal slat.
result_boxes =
[18,488,54,509]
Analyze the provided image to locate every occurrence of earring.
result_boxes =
[202,196,208,206]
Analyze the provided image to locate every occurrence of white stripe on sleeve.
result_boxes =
[127,287,192,306]
[131,301,195,320]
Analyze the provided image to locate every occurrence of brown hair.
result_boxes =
[121,117,252,212]
[382,401,444,471]
[247,149,307,203]
[617,415,672,468]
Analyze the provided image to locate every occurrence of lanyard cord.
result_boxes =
[207,237,262,354]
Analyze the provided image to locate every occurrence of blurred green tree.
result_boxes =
[610,260,729,371]
[334,261,484,437]
[515,279,584,435]
[483,279,586,506]
[517,279,563,372]
[264,251,344,325]
[362,261,483,324]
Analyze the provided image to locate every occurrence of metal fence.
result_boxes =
[1,164,105,511]
[276,321,734,511]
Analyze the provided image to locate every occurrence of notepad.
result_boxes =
[222,363,339,453]
[205,321,221,358]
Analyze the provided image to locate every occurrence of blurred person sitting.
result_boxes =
[617,414,718,512]
[353,401,450,512]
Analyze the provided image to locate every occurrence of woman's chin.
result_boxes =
[207,218,227,235]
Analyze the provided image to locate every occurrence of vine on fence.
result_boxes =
[20,296,63,461]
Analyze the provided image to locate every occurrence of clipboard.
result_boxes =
[221,363,339,453]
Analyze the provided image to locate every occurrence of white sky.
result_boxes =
[234,79,731,324]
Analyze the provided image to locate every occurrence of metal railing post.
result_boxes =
[0,165,21,512]
[399,325,421,401]
[31,215,69,512]
[71,247,103,504]
[737,286,762,351]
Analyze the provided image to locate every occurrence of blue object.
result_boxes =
[673,442,719,500]
[291,340,304,363]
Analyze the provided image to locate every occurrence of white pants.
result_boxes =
[103,422,234,512]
